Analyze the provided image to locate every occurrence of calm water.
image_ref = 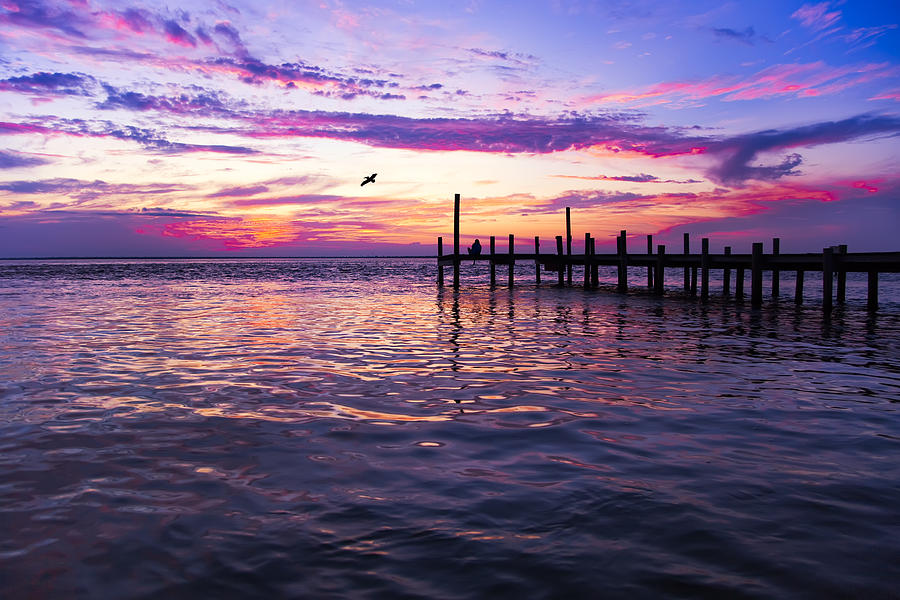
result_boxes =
[1,258,898,599]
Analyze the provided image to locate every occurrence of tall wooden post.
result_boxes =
[683,233,690,293]
[566,207,573,285]
[508,234,515,288]
[437,236,444,286]
[795,270,804,304]
[583,233,591,289]
[534,236,541,285]
[453,193,460,288]
[489,236,496,287]
[823,246,834,313]
[590,237,598,288]
[867,271,878,311]
[556,235,565,287]
[617,230,628,293]
[772,237,780,300]
[736,265,745,300]
[723,246,731,296]
[837,244,847,304]
[647,234,654,289]
[690,262,698,297]
[700,237,710,302]
[751,242,763,307]
[655,245,666,295]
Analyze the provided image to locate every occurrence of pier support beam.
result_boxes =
[584,233,591,289]
[566,207,573,286]
[453,193,460,288]
[556,236,565,287]
[683,233,690,293]
[751,242,763,307]
[437,236,444,286]
[795,270,804,305]
[701,237,710,302]
[837,244,847,304]
[723,246,731,296]
[736,265,745,301]
[868,271,879,311]
[617,230,628,293]
[534,236,541,285]
[489,236,496,287]
[772,238,780,300]
[655,245,666,295]
[823,246,834,313]
[508,234,515,288]
[647,235,654,289]
[590,237,598,288]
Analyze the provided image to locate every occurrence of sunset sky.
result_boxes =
[0,0,897,257]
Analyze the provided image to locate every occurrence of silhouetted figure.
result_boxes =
[467,238,482,264]
[361,173,376,186]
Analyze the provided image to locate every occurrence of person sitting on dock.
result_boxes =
[467,239,482,263]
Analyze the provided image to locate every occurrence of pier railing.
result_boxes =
[436,194,900,312]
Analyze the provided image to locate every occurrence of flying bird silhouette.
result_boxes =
[361,173,377,186]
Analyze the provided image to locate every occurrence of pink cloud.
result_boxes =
[580,62,897,107]
[791,3,842,31]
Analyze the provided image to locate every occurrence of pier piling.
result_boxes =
[438,236,444,286]
[823,246,834,313]
[489,236,496,287]
[534,236,541,285]
[566,208,573,286]
[556,236,565,287]
[701,238,710,302]
[453,193,460,288]
[837,244,847,304]
[617,230,628,293]
[647,235,654,289]
[751,242,763,308]
[772,238,780,300]
[508,234,515,288]
[723,246,731,296]
[655,245,666,295]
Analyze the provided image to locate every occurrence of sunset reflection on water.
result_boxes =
[0,258,898,598]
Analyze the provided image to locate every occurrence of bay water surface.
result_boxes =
[1,258,898,598]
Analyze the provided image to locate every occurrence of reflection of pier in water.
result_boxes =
[437,194,900,312]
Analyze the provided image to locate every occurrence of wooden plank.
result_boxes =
[437,236,444,286]
[490,235,496,287]
[453,193,460,288]
[566,207,573,285]
[701,237,710,302]
[751,242,763,307]
[556,235,564,287]
[823,246,834,313]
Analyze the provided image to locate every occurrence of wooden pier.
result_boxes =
[437,194,900,312]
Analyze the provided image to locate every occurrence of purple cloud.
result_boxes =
[711,27,767,45]
[163,20,197,47]
[707,114,900,185]
[0,72,94,97]
[0,0,88,38]
[207,184,270,198]
[0,150,49,169]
